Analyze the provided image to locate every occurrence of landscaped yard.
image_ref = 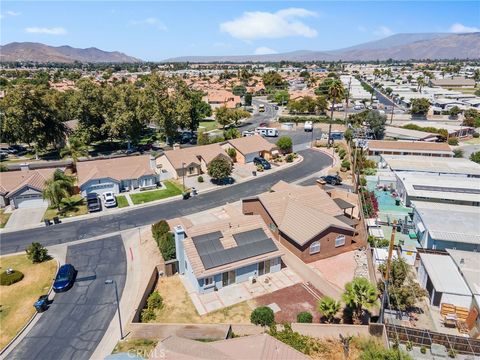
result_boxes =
[116,195,129,208]
[149,275,254,324]
[199,120,219,132]
[130,181,183,205]
[43,194,88,220]
[0,210,11,228]
[0,254,57,349]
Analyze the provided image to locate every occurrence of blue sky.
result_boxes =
[1,1,479,60]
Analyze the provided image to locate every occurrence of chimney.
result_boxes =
[174,225,186,275]
[19,163,30,171]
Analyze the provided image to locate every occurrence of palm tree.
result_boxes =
[317,296,341,323]
[342,277,378,324]
[327,79,345,147]
[417,76,426,92]
[60,137,89,168]
[42,170,75,211]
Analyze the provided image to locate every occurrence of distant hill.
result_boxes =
[0,42,142,63]
[165,32,480,62]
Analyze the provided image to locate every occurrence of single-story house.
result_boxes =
[76,155,158,196]
[223,135,278,164]
[396,173,480,207]
[412,201,480,252]
[156,143,231,179]
[417,253,472,308]
[430,77,475,88]
[203,90,241,109]
[174,215,283,294]
[242,181,365,263]
[384,126,439,142]
[367,140,453,158]
[0,168,55,209]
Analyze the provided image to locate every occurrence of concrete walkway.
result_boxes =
[124,193,134,207]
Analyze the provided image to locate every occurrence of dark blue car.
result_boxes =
[53,264,77,293]
[253,157,271,170]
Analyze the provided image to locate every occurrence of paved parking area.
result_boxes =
[7,236,126,360]
[4,206,47,229]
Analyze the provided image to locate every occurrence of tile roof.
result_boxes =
[227,135,277,155]
[0,168,55,197]
[368,140,452,153]
[160,143,230,171]
[76,155,156,187]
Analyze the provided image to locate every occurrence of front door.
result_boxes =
[265,260,271,274]
[222,270,236,287]
[258,261,265,276]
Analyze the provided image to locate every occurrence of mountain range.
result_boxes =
[0,42,141,63]
[1,32,479,63]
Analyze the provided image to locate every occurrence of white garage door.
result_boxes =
[15,194,48,208]
[86,183,116,196]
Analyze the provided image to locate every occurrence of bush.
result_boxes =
[368,235,389,248]
[338,148,346,159]
[208,157,232,180]
[197,175,204,183]
[406,341,413,351]
[448,348,457,358]
[420,346,427,354]
[363,168,377,175]
[296,311,313,323]
[147,291,163,309]
[256,164,264,172]
[341,160,351,170]
[140,307,155,322]
[25,242,49,263]
[158,233,176,261]
[226,147,237,159]
[250,306,275,326]
[0,270,24,286]
[152,220,170,241]
[453,149,464,158]
[276,136,293,153]
[473,132,479,138]
[285,154,294,163]
[447,137,459,146]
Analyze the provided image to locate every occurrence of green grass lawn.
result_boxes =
[116,195,129,208]
[0,254,57,349]
[0,210,11,228]
[130,181,183,205]
[43,194,89,221]
[199,120,219,132]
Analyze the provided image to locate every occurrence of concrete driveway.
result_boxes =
[4,206,47,229]
[6,235,126,360]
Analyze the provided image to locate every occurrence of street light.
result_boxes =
[105,279,124,340]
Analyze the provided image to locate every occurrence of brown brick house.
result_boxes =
[242,181,365,262]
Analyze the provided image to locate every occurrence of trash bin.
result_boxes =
[252,171,257,177]
[182,192,191,200]
[34,295,49,313]
[191,187,198,196]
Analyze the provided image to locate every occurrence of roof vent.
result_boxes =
[460,258,465,265]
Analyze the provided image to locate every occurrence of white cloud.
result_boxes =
[6,11,21,16]
[25,27,67,35]
[254,46,277,55]
[373,26,394,37]
[449,23,480,33]
[220,8,318,40]
[129,17,167,31]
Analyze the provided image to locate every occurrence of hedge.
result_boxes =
[279,116,344,124]
[0,270,24,286]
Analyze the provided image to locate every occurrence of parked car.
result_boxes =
[320,175,342,185]
[253,157,271,170]
[86,193,102,212]
[52,264,77,293]
[102,192,117,208]
[304,121,313,132]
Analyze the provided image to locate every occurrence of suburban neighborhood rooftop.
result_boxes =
[382,155,480,176]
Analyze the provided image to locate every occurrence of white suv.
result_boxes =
[304,121,313,132]
[102,192,117,208]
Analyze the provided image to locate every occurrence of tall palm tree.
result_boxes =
[42,170,74,210]
[417,76,426,93]
[317,296,341,323]
[60,137,89,167]
[342,277,378,324]
[327,79,345,148]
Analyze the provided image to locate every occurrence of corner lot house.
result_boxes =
[367,140,453,158]
[76,155,158,196]
[243,181,364,263]
[223,135,278,164]
[156,143,231,180]
[174,215,283,294]
[0,169,54,208]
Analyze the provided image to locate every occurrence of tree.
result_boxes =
[250,306,275,326]
[453,149,464,158]
[327,79,345,147]
[315,96,328,114]
[244,93,253,106]
[410,98,430,117]
[207,157,232,181]
[60,137,89,165]
[273,90,289,105]
[463,109,480,128]
[344,128,353,143]
[42,170,74,210]
[215,106,232,130]
[276,136,293,154]
[262,71,285,89]
[232,85,247,97]
[26,242,49,263]
[224,128,241,140]
[470,151,480,164]
[317,296,341,323]
[185,90,211,131]
[365,110,387,139]
[342,277,378,324]
[158,233,176,261]
[448,106,461,118]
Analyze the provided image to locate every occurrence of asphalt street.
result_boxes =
[6,236,126,360]
[0,149,332,254]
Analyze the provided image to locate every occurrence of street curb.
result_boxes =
[0,258,59,358]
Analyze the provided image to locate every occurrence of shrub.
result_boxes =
[276,136,293,154]
[359,176,367,187]
[285,154,294,163]
[226,147,237,159]
[406,341,413,351]
[473,132,479,138]
[338,148,346,159]
[256,164,264,172]
[0,270,24,286]
[250,306,275,327]
[152,220,170,241]
[197,175,204,183]
[453,149,464,158]
[296,311,313,323]
[448,348,457,358]
[208,157,232,180]
[420,346,427,354]
[341,160,351,170]
[447,137,459,146]
[25,242,49,263]
[363,168,377,175]
[141,307,156,322]
[158,233,176,261]
[147,291,164,309]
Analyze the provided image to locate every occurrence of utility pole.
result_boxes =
[380,221,397,324]
[344,77,352,123]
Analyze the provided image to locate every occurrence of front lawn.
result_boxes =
[199,120,219,132]
[0,254,57,349]
[130,181,183,205]
[0,210,11,228]
[116,195,129,208]
[43,194,88,221]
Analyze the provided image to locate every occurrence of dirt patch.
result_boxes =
[255,283,322,323]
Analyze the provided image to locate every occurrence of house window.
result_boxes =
[309,241,320,254]
[188,166,195,175]
[204,277,214,287]
[335,235,346,247]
